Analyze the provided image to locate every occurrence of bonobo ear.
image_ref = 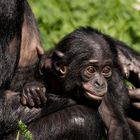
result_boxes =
[53,50,67,77]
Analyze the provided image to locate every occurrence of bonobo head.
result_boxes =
[42,27,117,103]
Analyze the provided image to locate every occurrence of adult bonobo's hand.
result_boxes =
[127,89,140,132]
[129,89,140,109]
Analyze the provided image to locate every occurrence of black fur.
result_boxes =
[39,27,134,140]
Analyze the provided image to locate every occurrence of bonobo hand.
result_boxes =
[39,54,52,72]
[20,82,47,108]
[127,88,140,132]
[129,89,140,109]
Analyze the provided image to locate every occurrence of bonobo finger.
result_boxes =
[20,95,27,105]
[22,90,35,107]
[127,118,140,131]
[129,89,140,101]
[131,102,140,109]
[36,45,45,56]
[30,88,41,106]
[24,88,30,97]
[36,87,47,104]
[23,88,34,106]
[26,92,35,107]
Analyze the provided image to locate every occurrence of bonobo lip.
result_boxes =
[83,83,105,101]
[84,90,105,101]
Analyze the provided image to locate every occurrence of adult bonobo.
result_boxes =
[0,0,46,138]
[35,27,134,140]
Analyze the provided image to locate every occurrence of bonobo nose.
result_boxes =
[94,79,105,89]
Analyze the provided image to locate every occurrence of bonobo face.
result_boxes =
[52,27,114,101]
[52,43,113,102]
[81,58,112,101]
[80,40,113,101]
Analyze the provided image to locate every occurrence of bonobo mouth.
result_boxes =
[84,90,105,101]
[83,82,106,101]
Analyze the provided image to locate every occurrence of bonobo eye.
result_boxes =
[102,66,112,78]
[84,66,96,76]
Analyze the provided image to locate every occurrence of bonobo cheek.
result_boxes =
[82,82,107,101]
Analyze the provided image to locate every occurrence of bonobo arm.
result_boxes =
[115,40,140,88]
[0,90,76,137]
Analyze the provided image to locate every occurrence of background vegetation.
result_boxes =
[29,0,140,52]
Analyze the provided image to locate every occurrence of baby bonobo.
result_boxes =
[23,27,134,140]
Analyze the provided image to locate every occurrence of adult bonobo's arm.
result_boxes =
[9,0,45,92]
[129,89,140,109]
[18,0,44,68]
[115,40,140,88]
[0,90,76,137]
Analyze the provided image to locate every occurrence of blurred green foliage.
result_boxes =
[29,0,140,52]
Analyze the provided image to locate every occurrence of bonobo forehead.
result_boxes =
[71,31,113,64]
[88,36,113,62]
[55,27,114,65]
